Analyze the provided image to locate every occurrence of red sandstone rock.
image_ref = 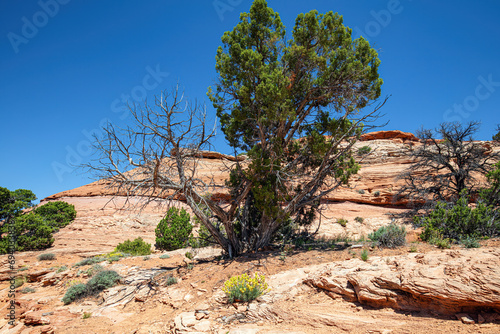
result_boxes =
[360,130,419,142]
[305,249,500,315]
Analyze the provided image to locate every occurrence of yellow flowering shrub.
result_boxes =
[222,273,269,302]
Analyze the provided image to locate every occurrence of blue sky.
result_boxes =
[1,0,500,201]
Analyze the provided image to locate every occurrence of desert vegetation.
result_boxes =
[0,187,76,253]
[86,0,386,257]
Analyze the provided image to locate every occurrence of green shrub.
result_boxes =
[222,273,269,303]
[38,253,56,261]
[354,217,364,223]
[357,189,365,194]
[62,283,87,305]
[14,276,25,288]
[434,237,451,249]
[460,235,480,248]
[416,191,499,243]
[82,312,91,319]
[57,265,68,273]
[373,191,380,197]
[0,199,77,254]
[166,276,177,286]
[159,254,170,259]
[155,207,193,251]
[34,201,76,230]
[12,213,55,252]
[74,257,105,267]
[188,222,214,248]
[360,249,369,261]
[185,251,193,260]
[86,270,121,296]
[369,224,406,248]
[21,287,35,294]
[357,146,372,155]
[85,264,104,277]
[115,237,151,256]
[65,279,83,287]
[337,218,348,227]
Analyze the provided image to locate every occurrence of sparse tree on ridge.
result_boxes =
[397,121,500,207]
[86,0,385,257]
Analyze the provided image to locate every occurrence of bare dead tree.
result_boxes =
[397,121,500,207]
[85,86,237,253]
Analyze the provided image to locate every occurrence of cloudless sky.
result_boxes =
[1,0,500,201]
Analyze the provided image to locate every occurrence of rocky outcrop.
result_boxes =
[360,130,419,142]
[305,248,500,315]
[43,131,420,207]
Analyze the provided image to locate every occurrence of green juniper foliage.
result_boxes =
[155,207,193,251]
[0,187,76,253]
[207,0,383,254]
[33,201,76,231]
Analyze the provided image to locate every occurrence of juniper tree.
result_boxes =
[208,0,384,252]
[87,0,385,256]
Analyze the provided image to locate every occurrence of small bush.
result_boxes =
[18,266,29,272]
[14,276,25,288]
[57,265,68,273]
[460,235,480,248]
[417,192,500,243]
[166,276,177,286]
[62,283,87,305]
[354,217,364,223]
[409,244,418,253]
[74,256,105,267]
[337,218,348,227]
[357,146,372,155]
[115,237,151,256]
[369,224,406,248]
[357,189,365,194]
[21,287,35,294]
[85,264,104,277]
[86,270,121,296]
[62,271,120,305]
[82,312,91,319]
[143,256,150,261]
[155,207,193,251]
[185,251,193,260]
[373,191,380,197]
[159,254,170,259]
[65,279,83,287]
[38,253,55,261]
[222,273,269,303]
[434,237,451,249]
[360,249,369,261]
[103,251,129,263]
